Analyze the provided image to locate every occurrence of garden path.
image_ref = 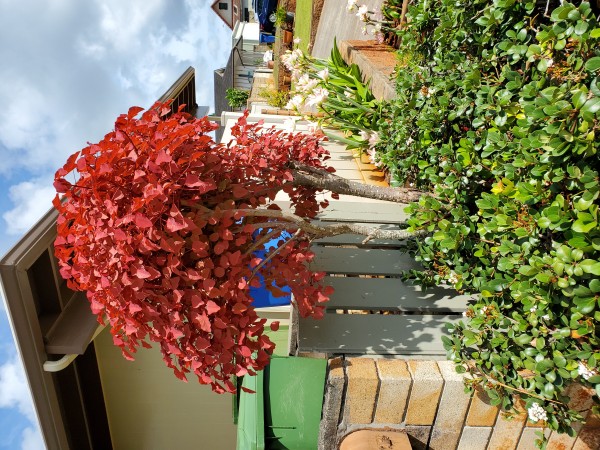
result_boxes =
[311,0,385,59]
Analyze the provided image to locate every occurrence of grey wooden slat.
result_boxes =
[318,202,409,224]
[298,313,460,355]
[321,277,470,312]
[310,247,421,275]
[313,233,405,247]
[273,201,409,224]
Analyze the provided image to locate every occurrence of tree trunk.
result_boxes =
[290,162,425,204]
[236,209,425,241]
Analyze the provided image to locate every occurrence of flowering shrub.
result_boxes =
[53,105,336,393]
[281,40,384,164]
[346,0,390,43]
[375,0,600,444]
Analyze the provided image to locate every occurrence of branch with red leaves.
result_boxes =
[52,104,425,393]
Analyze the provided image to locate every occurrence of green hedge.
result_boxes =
[377,0,600,443]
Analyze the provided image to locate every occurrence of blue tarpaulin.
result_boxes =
[249,230,292,307]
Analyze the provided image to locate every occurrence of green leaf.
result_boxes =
[574,21,589,36]
[585,57,600,73]
[579,259,600,275]
[516,334,532,346]
[553,354,567,368]
[573,218,597,233]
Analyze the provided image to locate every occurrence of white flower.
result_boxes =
[406,137,414,145]
[296,74,318,94]
[368,131,380,149]
[527,403,548,423]
[530,306,537,313]
[447,271,459,284]
[283,117,298,132]
[578,362,597,381]
[306,121,321,134]
[462,311,468,317]
[367,147,381,167]
[356,5,369,22]
[285,94,305,111]
[305,88,329,107]
[317,68,329,82]
[359,130,370,141]
[362,25,369,35]
[541,314,549,320]
[291,69,302,83]
[263,50,273,63]
[347,0,358,11]
[293,37,301,44]
[281,49,304,71]
[547,58,554,68]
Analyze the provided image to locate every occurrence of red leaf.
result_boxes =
[133,265,152,279]
[191,294,203,308]
[166,217,187,232]
[232,185,249,199]
[184,174,214,193]
[53,178,72,193]
[206,300,220,315]
[195,313,211,332]
[127,106,144,118]
[134,214,153,228]
[129,303,142,314]
[214,241,227,255]
[155,150,172,164]
[232,303,248,314]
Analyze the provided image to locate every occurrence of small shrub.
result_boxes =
[225,88,249,109]
[259,87,289,108]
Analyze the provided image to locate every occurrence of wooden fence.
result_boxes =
[293,201,471,357]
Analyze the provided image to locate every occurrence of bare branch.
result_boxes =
[290,162,427,204]
[248,229,302,281]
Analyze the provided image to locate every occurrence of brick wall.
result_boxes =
[319,357,600,450]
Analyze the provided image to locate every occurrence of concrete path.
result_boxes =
[311,0,385,59]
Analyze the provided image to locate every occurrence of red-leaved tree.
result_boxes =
[53,104,424,393]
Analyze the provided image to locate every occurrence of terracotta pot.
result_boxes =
[339,430,412,450]
[282,30,293,44]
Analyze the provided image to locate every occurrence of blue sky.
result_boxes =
[0,1,231,448]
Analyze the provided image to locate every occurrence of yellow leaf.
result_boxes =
[491,180,505,194]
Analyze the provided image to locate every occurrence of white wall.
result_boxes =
[95,329,236,450]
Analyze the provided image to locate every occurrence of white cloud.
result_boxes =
[3,178,55,235]
[20,426,44,450]
[0,355,37,423]
[0,354,43,450]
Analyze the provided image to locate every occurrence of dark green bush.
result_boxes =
[377,0,600,443]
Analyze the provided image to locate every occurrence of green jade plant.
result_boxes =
[373,0,600,445]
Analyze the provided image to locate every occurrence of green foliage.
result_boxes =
[377,0,600,440]
[225,88,249,109]
[273,7,289,27]
[282,39,384,151]
[259,87,290,108]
